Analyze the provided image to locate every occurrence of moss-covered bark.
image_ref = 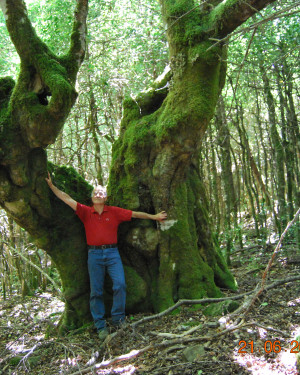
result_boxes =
[0,0,90,330]
[108,0,276,312]
[107,0,236,311]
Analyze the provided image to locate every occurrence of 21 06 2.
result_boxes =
[238,340,300,354]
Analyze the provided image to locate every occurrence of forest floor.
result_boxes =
[0,242,299,375]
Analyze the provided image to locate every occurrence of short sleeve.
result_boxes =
[112,206,132,222]
[76,203,90,222]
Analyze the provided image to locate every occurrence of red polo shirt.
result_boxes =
[76,203,132,246]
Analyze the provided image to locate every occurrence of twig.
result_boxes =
[254,322,290,337]
[0,318,52,358]
[226,27,257,117]
[207,2,300,51]
[150,323,203,339]
[69,303,299,375]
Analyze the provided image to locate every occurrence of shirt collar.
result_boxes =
[91,205,108,214]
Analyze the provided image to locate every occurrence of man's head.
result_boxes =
[92,185,107,205]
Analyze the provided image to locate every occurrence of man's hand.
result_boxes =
[45,172,53,187]
[154,211,167,222]
[45,171,77,211]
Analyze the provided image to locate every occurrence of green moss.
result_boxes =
[202,300,239,316]
[152,45,224,142]
[124,266,148,311]
[122,97,142,125]
[9,355,40,367]
[108,102,156,210]
[48,162,92,204]
[0,76,15,103]
[108,170,140,210]
[0,77,15,156]
[206,0,239,34]
[162,0,204,48]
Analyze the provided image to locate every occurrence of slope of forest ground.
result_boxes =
[0,242,299,375]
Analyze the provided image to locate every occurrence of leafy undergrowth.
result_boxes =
[0,244,299,375]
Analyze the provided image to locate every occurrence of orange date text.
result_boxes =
[238,340,300,354]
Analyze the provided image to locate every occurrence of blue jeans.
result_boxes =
[88,248,126,331]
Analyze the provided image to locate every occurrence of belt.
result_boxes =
[88,244,118,250]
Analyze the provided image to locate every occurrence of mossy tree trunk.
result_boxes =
[0,0,276,328]
[0,0,91,331]
[108,0,276,311]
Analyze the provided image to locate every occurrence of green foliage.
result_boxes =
[48,162,93,205]
[27,0,75,56]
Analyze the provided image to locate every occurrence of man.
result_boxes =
[45,173,167,340]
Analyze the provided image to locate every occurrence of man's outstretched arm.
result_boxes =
[132,211,167,222]
[45,172,77,211]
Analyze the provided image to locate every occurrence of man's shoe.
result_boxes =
[98,328,109,341]
[111,320,126,331]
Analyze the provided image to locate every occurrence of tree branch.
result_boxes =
[207,2,300,49]
[1,0,47,61]
[210,0,278,38]
[67,0,89,80]
[0,0,90,149]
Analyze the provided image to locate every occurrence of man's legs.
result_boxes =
[106,248,126,326]
[88,250,106,331]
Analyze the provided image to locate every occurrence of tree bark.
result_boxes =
[215,96,238,264]
[259,61,286,231]
[0,0,277,328]
[0,0,91,331]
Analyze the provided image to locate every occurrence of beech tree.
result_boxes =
[0,0,277,330]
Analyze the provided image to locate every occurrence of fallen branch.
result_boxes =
[231,244,263,255]
[131,274,300,328]
[254,322,290,337]
[149,323,203,339]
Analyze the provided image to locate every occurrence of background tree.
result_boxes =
[200,1,299,250]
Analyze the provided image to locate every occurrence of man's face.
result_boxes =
[92,186,107,204]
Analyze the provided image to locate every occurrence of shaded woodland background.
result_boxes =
[0,0,299,299]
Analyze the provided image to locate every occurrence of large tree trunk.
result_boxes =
[0,0,91,331]
[107,0,277,311]
[0,0,277,329]
[107,48,234,312]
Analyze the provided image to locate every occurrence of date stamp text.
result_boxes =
[238,340,300,354]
